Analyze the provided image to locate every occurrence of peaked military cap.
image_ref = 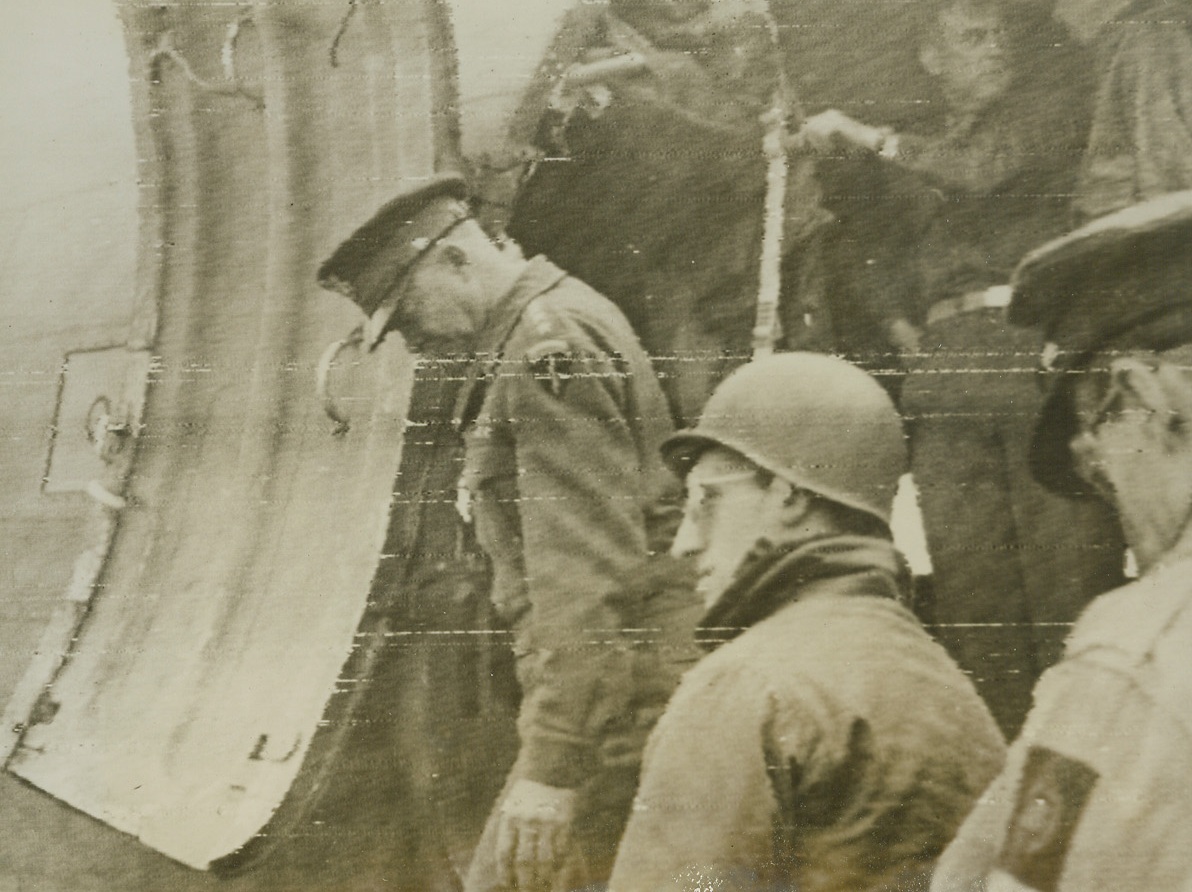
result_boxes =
[1010,190,1192,495]
[317,172,471,347]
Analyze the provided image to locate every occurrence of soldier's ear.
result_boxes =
[777,483,813,528]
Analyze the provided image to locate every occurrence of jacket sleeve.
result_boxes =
[933,647,1192,892]
[892,130,1027,195]
[502,344,654,788]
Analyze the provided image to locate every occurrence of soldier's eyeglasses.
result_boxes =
[684,471,763,516]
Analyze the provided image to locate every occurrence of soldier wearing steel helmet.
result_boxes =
[608,352,1005,892]
[932,191,1192,892]
[318,173,697,892]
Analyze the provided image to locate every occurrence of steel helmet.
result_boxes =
[662,352,908,526]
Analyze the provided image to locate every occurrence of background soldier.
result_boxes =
[609,353,1005,892]
[317,173,697,892]
[933,191,1192,891]
[503,0,832,424]
[796,0,1126,735]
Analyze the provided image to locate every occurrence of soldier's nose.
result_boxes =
[670,513,703,558]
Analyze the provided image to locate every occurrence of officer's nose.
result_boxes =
[670,510,703,559]
[1069,431,1107,492]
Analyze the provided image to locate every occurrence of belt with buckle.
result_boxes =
[926,284,1012,327]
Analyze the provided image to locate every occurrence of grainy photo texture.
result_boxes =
[1,0,1190,890]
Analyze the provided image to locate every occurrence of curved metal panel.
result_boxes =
[4,0,445,870]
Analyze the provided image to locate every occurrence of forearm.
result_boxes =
[516,640,633,788]
[794,109,1022,192]
[881,130,1021,193]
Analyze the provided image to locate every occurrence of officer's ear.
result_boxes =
[435,243,470,271]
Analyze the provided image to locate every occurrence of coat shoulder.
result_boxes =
[507,275,640,360]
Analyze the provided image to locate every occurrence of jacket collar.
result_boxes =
[1065,554,1192,663]
[696,534,911,650]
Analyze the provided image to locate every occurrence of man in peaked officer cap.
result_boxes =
[319,173,474,351]
[319,174,696,892]
[608,353,1005,892]
[933,190,1192,892]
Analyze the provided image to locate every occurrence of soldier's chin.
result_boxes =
[696,577,729,610]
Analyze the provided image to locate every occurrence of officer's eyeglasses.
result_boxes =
[1080,383,1125,436]
[1074,367,1160,437]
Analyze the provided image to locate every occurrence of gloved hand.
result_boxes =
[495,778,579,891]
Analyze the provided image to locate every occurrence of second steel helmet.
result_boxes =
[662,352,908,526]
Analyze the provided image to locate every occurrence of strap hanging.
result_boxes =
[752,10,800,359]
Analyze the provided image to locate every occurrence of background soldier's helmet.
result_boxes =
[661,352,908,526]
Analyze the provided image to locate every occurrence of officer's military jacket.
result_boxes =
[609,536,1006,892]
[932,555,1192,891]
[455,256,679,789]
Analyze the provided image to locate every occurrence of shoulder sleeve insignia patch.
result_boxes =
[527,343,575,398]
[996,746,1099,892]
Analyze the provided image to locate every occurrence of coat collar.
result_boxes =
[1065,554,1192,664]
[696,534,911,650]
